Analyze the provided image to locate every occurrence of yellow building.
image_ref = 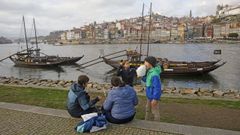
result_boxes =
[178,23,186,42]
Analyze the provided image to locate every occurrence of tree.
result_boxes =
[228,33,239,38]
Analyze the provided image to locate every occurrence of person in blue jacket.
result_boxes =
[67,75,101,118]
[103,76,138,124]
[143,56,162,121]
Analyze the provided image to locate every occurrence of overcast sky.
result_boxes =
[0,0,239,38]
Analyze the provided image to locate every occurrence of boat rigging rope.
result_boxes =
[29,21,35,48]
[18,18,24,52]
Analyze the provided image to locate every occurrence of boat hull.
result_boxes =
[9,57,61,67]
[102,57,226,76]
[58,56,84,65]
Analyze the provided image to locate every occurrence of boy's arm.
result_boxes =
[152,76,161,100]
[117,67,123,76]
[89,97,100,107]
[131,68,137,74]
[141,76,146,82]
[77,93,90,111]
[103,93,113,111]
[133,91,138,106]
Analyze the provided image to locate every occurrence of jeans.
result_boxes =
[103,109,135,124]
[145,100,160,121]
[69,107,98,118]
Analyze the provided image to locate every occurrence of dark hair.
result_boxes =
[122,60,129,66]
[111,76,125,87]
[78,75,89,87]
[144,56,157,67]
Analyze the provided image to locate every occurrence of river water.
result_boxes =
[0,43,239,91]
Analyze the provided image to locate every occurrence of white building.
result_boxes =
[217,4,240,18]
[74,32,80,40]
[213,25,222,38]
[116,22,121,30]
[151,28,170,41]
[60,32,67,40]
[66,30,75,40]
[104,29,109,39]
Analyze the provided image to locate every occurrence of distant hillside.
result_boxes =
[0,36,13,44]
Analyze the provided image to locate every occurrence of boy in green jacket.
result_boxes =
[143,56,162,121]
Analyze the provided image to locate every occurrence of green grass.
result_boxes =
[0,85,68,109]
[161,97,240,109]
[0,85,240,122]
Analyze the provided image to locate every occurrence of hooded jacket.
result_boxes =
[67,83,98,117]
[144,65,162,100]
[103,85,138,119]
[117,66,136,86]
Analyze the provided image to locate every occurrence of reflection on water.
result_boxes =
[78,67,113,83]
[105,69,118,74]
[0,43,239,91]
[12,65,65,79]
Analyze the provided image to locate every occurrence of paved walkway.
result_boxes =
[0,102,239,135]
[1,108,173,135]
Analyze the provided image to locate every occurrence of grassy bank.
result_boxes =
[0,85,239,118]
[1,85,240,130]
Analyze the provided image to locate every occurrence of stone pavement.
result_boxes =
[1,102,240,135]
[1,108,173,135]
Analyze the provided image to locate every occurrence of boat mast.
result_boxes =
[33,18,38,50]
[139,3,144,60]
[33,18,40,57]
[22,16,29,52]
[146,2,152,57]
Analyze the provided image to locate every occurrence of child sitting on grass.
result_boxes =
[67,75,101,118]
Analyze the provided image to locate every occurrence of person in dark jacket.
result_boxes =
[103,76,138,124]
[67,75,101,118]
[117,60,136,87]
